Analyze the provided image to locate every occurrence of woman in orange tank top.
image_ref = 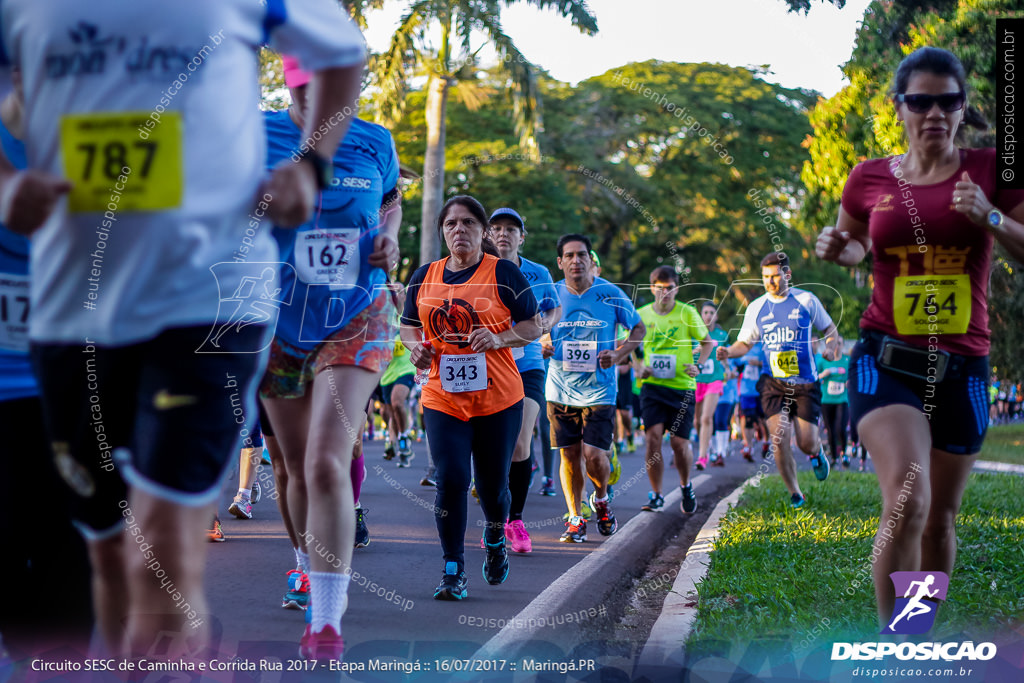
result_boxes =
[400,195,543,600]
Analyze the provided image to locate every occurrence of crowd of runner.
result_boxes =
[0,2,1020,668]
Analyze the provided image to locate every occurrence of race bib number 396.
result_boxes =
[563,340,597,372]
[61,111,183,213]
[893,275,970,335]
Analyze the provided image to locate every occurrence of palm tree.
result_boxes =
[367,0,598,263]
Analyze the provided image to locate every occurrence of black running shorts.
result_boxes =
[757,375,822,424]
[520,368,546,408]
[848,335,989,455]
[640,384,696,438]
[548,402,615,451]
[30,325,268,538]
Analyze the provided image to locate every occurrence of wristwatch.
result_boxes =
[986,208,1005,231]
[295,147,333,191]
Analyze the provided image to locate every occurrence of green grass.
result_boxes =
[979,422,1024,466]
[686,470,1024,649]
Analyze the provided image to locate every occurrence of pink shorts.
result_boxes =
[696,380,724,404]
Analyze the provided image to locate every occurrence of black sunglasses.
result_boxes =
[896,92,965,113]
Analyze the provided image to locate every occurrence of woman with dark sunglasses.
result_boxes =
[816,46,1024,629]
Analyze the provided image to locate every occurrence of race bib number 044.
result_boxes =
[440,353,487,393]
[61,111,183,213]
[769,350,799,378]
[563,340,597,372]
[893,275,970,335]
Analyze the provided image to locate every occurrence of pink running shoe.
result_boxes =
[300,624,344,662]
[505,519,532,553]
[695,455,708,470]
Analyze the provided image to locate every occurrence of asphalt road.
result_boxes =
[203,436,666,670]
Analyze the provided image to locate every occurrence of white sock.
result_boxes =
[297,549,310,573]
[237,488,251,501]
[592,495,608,505]
[715,431,727,454]
[309,571,350,633]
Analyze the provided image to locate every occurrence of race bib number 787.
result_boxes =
[61,111,183,213]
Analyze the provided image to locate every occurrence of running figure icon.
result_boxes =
[888,574,938,631]
[883,570,949,634]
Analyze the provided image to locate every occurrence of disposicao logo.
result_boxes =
[884,571,948,635]
[831,571,997,662]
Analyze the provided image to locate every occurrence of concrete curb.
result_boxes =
[973,459,1024,475]
[635,474,757,673]
[469,473,713,663]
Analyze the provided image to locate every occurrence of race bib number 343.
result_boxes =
[893,275,970,335]
[61,111,183,213]
[440,353,487,393]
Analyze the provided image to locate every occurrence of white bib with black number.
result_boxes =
[296,229,360,287]
[440,353,488,393]
[650,353,677,379]
[742,364,760,381]
[698,357,714,375]
[563,340,597,372]
[0,273,30,352]
[827,380,845,396]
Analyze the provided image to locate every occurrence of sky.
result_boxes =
[361,0,876,98]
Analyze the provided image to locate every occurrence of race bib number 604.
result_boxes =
[61,111,183,213]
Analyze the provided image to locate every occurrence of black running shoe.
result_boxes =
[354,507,369,548]
[560,516,587,543]
[433,562,468,601]
[383,442,396,461]
[482,539,509,585]
[681,484,697,514]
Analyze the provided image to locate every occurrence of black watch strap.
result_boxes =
[295,147,333,191]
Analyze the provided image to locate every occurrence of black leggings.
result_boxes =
[424,402,522,573]
[821,402,849,460]
[538,405,554,478]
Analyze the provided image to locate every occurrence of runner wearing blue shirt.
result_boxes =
[712,360,740,461]
[544,235,644,542]
[736,342,767,461]
[0,82,92,657]
[718,253,841,507]
[258,56,400,661]
[0,0,365,660]
[488,208,561,553]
